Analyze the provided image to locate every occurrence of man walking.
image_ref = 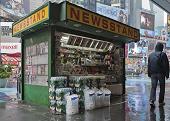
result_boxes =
[148,42,169,107]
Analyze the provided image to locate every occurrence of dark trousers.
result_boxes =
[150,74,165,103]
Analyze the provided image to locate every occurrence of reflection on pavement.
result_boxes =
[1,77,170,121]
[126,77,169,121]
[150,106,165,121]
[0,88,17,102]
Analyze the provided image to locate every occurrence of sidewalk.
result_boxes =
[127,75,170,83]
[1,77,170,121]
[0,98,126,121]
[0,88,17,102]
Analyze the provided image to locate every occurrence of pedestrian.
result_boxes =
[148,42,169,107]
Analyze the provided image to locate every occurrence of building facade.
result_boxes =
[23,0,46,13]
[126,0,168,75]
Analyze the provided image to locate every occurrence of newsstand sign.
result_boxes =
[66,3,139,40]
[12,5,49,36]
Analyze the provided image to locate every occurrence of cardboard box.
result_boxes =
[106,84,123,95]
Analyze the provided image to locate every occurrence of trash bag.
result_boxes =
[65,94,79,115]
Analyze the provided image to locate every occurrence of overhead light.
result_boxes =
[62,36,69,40]
[114,35,119,38]
[95,30,102,33]
[73,24,81,27]
[43,22,48,25]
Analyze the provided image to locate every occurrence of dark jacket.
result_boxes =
[148,43,169,78]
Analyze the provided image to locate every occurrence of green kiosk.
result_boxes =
[12,1,140,113]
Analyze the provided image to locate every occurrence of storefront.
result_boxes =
[0,43,21,66]
[12,1,139,111]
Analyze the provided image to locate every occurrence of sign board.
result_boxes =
[66,3,140,41]
[12,5,49,36]
[96,2,128,24]
[140,12,155,31]
[70,0,96,12]
[0,43,21,54]
[167,15,170,33]
[0,22,13,36]
[1,54,20,66]
[140,29,155,38]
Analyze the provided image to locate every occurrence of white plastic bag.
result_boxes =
[94,88,104,108]
[84,88,95,110]
[65,94,79,115]
[101,87,111,107]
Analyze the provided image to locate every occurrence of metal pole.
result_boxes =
[0,22,1,64]
[122,43,126,95]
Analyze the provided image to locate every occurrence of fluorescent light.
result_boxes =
[114,35,119,37]
[95,30,102,33]
[73,24,81,27]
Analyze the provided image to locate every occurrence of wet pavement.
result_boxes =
[0,88,17,102]
[1,77,170,121]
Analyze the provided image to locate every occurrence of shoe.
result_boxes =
[150,100,155,107]
[159,102,165,107]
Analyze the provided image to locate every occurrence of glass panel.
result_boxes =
[80,38,89,47]
[67,35,76,45]
[101,42,108,49]
[86,39,93,47]
[91,40,98,48]
[74,37,82,46]
[96,41,103,49]
[105,43,111,50]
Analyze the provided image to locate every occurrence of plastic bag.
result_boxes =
[66,94,79,115]
[84,88,95,110]
[94,88,104,108]
[101,87,111,107]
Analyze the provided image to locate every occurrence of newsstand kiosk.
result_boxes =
[12,1,140,114]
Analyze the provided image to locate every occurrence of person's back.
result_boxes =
[148,43,169,78]
[148,42,169,107]
[148,52,166,75]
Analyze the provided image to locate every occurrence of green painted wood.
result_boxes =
[23,30,51,106]
[49,28,55,77]
[24,84,49,106]
[21,38,25,100]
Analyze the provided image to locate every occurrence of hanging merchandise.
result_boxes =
[74,77,85,112]
[56,100,66,113]
[84,79,95,110]
[49,77,71,114]
[55,88,71,113]
[50,99,56,113]
[104,51,113,70]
